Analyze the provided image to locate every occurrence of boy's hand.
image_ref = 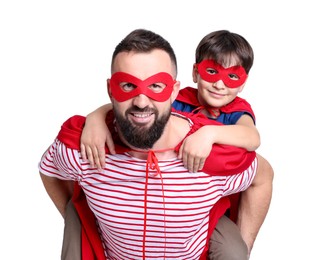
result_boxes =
[178,127,213,173]
[80,120,115,170]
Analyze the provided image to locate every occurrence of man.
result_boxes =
[39,29,263,260]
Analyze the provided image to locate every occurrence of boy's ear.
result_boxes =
[192,64,198,83]
[238,79,247,93]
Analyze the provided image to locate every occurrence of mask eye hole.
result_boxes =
[206,68,217,75]
[120,82,137,92]
[228,73,240,81]
[148,83,167,93]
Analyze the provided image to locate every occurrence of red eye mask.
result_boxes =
[196,59,248,88]
[109,72,176,102]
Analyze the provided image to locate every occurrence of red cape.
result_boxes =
[57,112,256,260]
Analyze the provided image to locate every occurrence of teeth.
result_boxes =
[133,113,151,118]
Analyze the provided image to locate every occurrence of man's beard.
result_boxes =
[113,105,171,149]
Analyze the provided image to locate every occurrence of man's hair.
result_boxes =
[195,30,254,74]
[111,29,177,75]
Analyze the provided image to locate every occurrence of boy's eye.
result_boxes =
[120,82,137,92]
[206,68,217,75]
[148,83,166,93]
[228,73,240,81]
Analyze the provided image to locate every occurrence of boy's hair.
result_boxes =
[111,29,178,75]
[195,30,254,74]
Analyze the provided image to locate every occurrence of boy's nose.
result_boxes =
[212,80,225,89]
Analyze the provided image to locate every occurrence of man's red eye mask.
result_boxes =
[109,72,176,102]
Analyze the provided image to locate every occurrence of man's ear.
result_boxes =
[171,80,181,103]
[107,79,112,99]
[192,64,198,83]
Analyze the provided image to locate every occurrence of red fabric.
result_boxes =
[57,112,255,259]
[72,183,107,260]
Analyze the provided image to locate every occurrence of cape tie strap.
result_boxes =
[133,148,173,260]
[192,105,220,119]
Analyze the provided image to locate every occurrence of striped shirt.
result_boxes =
[39,139,257,260]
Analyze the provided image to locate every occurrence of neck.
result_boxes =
[122,113,191,160]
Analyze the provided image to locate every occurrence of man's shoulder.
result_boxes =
[57,115,86,150]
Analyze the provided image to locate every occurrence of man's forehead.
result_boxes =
[112,50,175,79]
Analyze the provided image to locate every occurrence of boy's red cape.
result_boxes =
[57,111,256,260]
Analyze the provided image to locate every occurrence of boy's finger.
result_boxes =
[198,159,206,171]
[182,152,188,169]
[86,147,95,168]
[192,158,201,173]
[80,144,87,160]
[178,144,184,159]
[93,147,102,170]
[186,157,195,173]
[96,145,106,169]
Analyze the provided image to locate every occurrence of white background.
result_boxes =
[1,0,315,259]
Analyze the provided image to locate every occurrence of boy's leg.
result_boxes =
[61,200,81,260]
[209,215,248,260]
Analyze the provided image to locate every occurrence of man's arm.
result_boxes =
[40,172,74,218]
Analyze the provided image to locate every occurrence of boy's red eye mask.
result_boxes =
[109,72,176,102]
[196,59,248,88]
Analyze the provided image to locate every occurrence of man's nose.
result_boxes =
[132,94,151,108]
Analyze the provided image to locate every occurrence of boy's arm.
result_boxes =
[179,114,260,172]
[206,114,260,151]
[80,103,115,170]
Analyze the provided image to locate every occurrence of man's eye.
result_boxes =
[121,83,136,92]
[206,68,217,75]
[228,74,240,81]
[148,83,166,93]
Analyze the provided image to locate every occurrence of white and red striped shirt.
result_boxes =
[39,139,257,260]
